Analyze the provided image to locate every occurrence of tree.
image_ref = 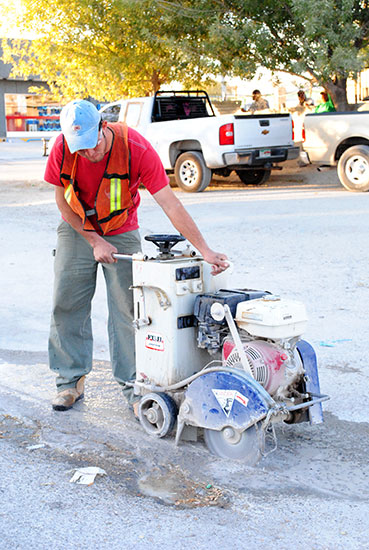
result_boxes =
[1,0,215,101]
[198,0,369,110]
[3,0,369,109]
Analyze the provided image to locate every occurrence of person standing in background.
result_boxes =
[241,90,270,113]
[314,91,336,113]
[289,90,314,145]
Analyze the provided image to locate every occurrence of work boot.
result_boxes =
[128,400,140,422]
[52,376,85,411]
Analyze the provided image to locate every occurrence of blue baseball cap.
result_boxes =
[60,100,101,153]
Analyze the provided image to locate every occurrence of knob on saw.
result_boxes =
[145,234,185,257]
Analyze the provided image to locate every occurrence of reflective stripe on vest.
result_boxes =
[110,178,122,212]
[64,183,73,205]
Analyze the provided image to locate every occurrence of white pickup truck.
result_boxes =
[301,111,369,192]
[100,90,299,192]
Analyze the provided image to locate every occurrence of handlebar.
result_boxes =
[112,253,233,274]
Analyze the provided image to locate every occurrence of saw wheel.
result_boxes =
[204,424,264,463]
[138,392,178,438]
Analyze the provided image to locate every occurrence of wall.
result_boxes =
[0,40,48,138]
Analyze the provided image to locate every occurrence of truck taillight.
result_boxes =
[302,125,306,142]
[219,123,234,145]
[292,119,294,141]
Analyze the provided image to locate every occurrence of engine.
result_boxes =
[222,337,304,400]
[194,289,308,400]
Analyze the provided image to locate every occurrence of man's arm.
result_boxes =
[152,185,229,274]
[54,186,118,263]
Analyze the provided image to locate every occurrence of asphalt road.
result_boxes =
[0,140,368,550]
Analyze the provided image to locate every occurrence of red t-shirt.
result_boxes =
[44,126,169,235]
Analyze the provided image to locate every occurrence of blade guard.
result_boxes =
[177,369,274,439]
[296,339,324,424]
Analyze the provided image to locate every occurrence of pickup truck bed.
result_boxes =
[302,111,369,192]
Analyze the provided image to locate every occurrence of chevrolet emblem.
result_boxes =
[261,129,270,135]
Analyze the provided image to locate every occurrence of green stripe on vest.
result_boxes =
[110,178,122,212]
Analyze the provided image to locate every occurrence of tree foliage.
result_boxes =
[199,0,369,109]
[2,0,215,100]
[2,0,369,108]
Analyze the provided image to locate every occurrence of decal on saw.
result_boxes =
[212,389,249,417]
[145,332,165,351]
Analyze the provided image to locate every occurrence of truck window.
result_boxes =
[100,104,121,122]
[125,103,142,127]
[152,97,212,122]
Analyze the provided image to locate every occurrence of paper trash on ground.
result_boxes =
[69,467,107,485]
[26,443,46,450]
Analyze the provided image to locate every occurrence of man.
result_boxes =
[289,90,314,145]
[289,90,314,115]
[241,89,270,114]
[45,99,229,413]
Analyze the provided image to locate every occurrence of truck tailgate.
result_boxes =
[233,114,294,150]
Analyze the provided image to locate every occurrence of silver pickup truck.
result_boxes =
[301,111,369,192]
[100,90,299,192]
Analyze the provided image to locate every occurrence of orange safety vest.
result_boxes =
[60,122,133,235]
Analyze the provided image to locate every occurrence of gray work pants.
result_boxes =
[48,221,142,403]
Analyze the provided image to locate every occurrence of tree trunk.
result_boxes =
[324,77,355,111]
[151,70,162,93]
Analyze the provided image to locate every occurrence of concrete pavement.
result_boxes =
[1,140,368,550]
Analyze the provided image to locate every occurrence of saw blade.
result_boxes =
[204,424,263,463]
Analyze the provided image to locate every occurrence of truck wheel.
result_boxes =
[337,145,369,192]
[236,169,271,185]
[174,151,212,192]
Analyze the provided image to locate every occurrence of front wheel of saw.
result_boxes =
[138,392,178,438]
[204,424,264,464]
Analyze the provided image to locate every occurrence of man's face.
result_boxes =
[252,92,261,101]
[77,121,108,163]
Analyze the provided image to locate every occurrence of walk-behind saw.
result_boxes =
[115,235,329,464]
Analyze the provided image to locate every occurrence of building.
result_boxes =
[0,40,60,139]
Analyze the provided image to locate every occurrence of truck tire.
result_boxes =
[174,151,212,192]
[236,168,271,185]
[337,145,369,192]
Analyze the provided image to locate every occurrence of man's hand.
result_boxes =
[202,250,230,275]
[92,239,118,263]
[54,188,118,263]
